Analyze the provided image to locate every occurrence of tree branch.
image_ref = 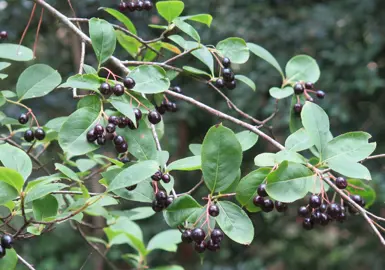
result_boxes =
[17,254,36,270]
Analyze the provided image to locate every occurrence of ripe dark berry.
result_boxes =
[156,105,167,115]
[222,57,231,68]
[34,128,46,140]
[307,97,315,103]
[253,195,264,207]
[335,177,347,189]
[319,213,329,226]
[309,195,321,209]
[151,171,162,181]
[194,241,206,253]
[97,136,106,146]
[127,1,136,11]
[294,83,304,95]
[94,124,104,136]
[108,116,120,125]
[327,203,342,218]
[261,199,274,212]
[298,206,309,217]
[0,245,5,259]
[125,184,137,191]
[181,230,193,243]
[305,82,314,90]
[152,200,164,212]
[106,123,116,133]
[24,129,34,142]
[165,196,173,207]
[274,201,288,212]
[114,135,125,145]
[133,108,142,121]
[118,2,127,11]
[0,31,8,40]
[1,235,13,249]
[302,218,314,230]
[206,239,218,251]
[118,117,129,128]
[172,86,182,93]
[350,194,363,206]
[167,102,178,112]
[112,84,125,96]
[222,68,233,81]
[191,228,205,243]
[293,103,303,114]
[257,184,268,197]
[225,80,236,90]
[99,82,111,95]
[148,110,162,124]
[135,0,144,11]
[319,203,328,213]
[316,90,325,99]
[155,191,167,202]
[143,0,153,11]
[215,78,225,89]
[116,142,128,153]
[87,129,97,142]
[311,210,322,224]
[18,113,29,124]
[208,204,220,217]
[211,228,224,243]
[123,77,136,89]
[161,173,171,183]
[336,212,347,223]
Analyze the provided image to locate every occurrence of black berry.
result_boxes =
[151,171,162,181]
[257,184,268,197]
[319,213,329,226]
[191,228,205,243]
[298,206,309,217]
[294,83,304,95]
[274,201,288,212]
[143,0,153,11]
[18,113,29,124]
[181,230,193,243]
[225,80,236,90]
[335,177,347,189]
[97,136,106,146]
[222,57,231,68]
[108,116,120,125]
[106,123,116,133]
[113,135,125,145]
[222,68,234,81]
[350,195,363,206]
[316,90,325,99]
[293,103,303,114]
[319,203,328,213]
[302,217,314,230]
[165,196,173,207]
[336,212,347,223]
[34,128,45,140]
[148,110,161,124]
[87,129,97,142]
[261,199,274,212]
[24,129,34,142]
[99,82,111,95]
[118,2,127,11]
[305,82,314,89]
[253,195,264,207]
[194,241,206,253]
[0,31,8,40]
[125,184,137,191]
[156,105,167,115]
[309,195,321,208]
[211,228,224,243]
[1,235,13,249]
[127,1,136,11]
[155,191,167,202]
[172,86,182,93]
[94,124,104,136]
[206,239,218,251]
[152,200,164,212]
[123,77,136,89]
[311,210,322,224]
[161,173,171,183]
[113,84,125,96]
[116,142,128,153]
[119,117,129,128]
[0,245,5,259]
[135,0,144,11]
[327,203,342,219]
[208,204,220,217]
[215,78,225,89]
[133,108,142,121]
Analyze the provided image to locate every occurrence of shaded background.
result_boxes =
[1,0,385,269]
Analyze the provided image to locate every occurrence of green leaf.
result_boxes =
[167,35,187,49]
[274,150,307,164]
[0,143,32,180]
[55,163,80,182]
[173,19,200,42]
[235,75,256,91]
[109,95,136,126]
[323,132,376,163]
[235,131,258,151]
[285,128,313,152]
[147,229,181,253]
[59,106,101,156]
[116,30,141,58]
[0,93,4,107]
[150,266,184,270]
[25,183,67,204]
[143,42,162,62]
[0,167,24,192]
[164,195,201,227]
[59,74,103,92]
[0,90,15,98]
[189,144,201,155]
[108,160,159,191]
[156,1,185,23]
[76,159,97,172]
[269,86,294,99]
[247,42,283,77]
[327,159,372,180]
[346,179,376,208]
[0,180,18,205]
[102,8,137,34]
[301,102,331,157]
[182,66,211,77]
[201,124,242,192]
[32,195,58,221]
[111,207,155,221]
[45,117,68,133]
[285,55,320,84]
[180,14,213,27]
[168,156,201,171]
[216,37,250,64]
[16,64,61,101]
[0,44,33,61]
[129,65,170,94]
[0,62,10,72]
[216,201,254,245]
[265,161,321,203]
[83,64,97,74]
[254,153,276,167]
[236,168,271,212]
[0,249,17,269]
[185,42,214,75]
[89,18,117,65]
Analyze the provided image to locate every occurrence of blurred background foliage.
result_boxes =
[1,0,385,269]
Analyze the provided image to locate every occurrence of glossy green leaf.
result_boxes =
[0,167,24,192]
[167,35,187,49]
[216,201,254,245]
[328,159,371,180]
[115,30,141,58]
[102,8,137,34]
[346,179,376,208]
[269,86,294,99]
[0,44,33,61]
[265,161,321,203]
[285,55,320,84]
[247,42,283,77]
[235,131,259,151]
[0,180,18,205]
[111,207,155,221]
[164,195,201,227]
[216,37,250,64]
[156,1,185,23]
[285,128,313,152]
[201,124,243,192]
[189,144,202,155]
[89,18,116,65]
[143,42,162,62]
[59,74,103,92]
[254,153,276,167]
[25,183,67,204]
[76,159,97,172]
[0,143,32,180]
[182,66,211,77]
[32,195,58,221]
[235,75,256,91]
[236,168,271,212]
[173,19,200,42]
[0,249,17,269]
[150,266,184,270]
[147,229,181,253]
[168,156,201,171]
[83,64,97,74]
[109,95,136,126]
[129,65,170,94]
[180,14,213,27]
[55,163,80,182]
[45,117,68,133]
[185,41,214,75]
[0,93,4,107]
[274,150,307,164]
[16,64,61,100]
[108,160,159,191]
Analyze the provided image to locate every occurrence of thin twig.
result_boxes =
[73,40,86,98]
[17,254,36,270]
[179,178,204,196]
[163,47,197,64]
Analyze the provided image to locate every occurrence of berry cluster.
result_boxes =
[293,81,326,114]
[0,31,7,40]
[156,87,181,115]
[151,190,173,212]
[151,170,171,184]
[182,228,224,253]
[118,0,153,12]
[252,184,288,213]
[0,235,13,258]
[99,77,135,97]
[215,57,237,90]
[19,113,46,142]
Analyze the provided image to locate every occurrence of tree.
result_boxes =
[0,0,383,269]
